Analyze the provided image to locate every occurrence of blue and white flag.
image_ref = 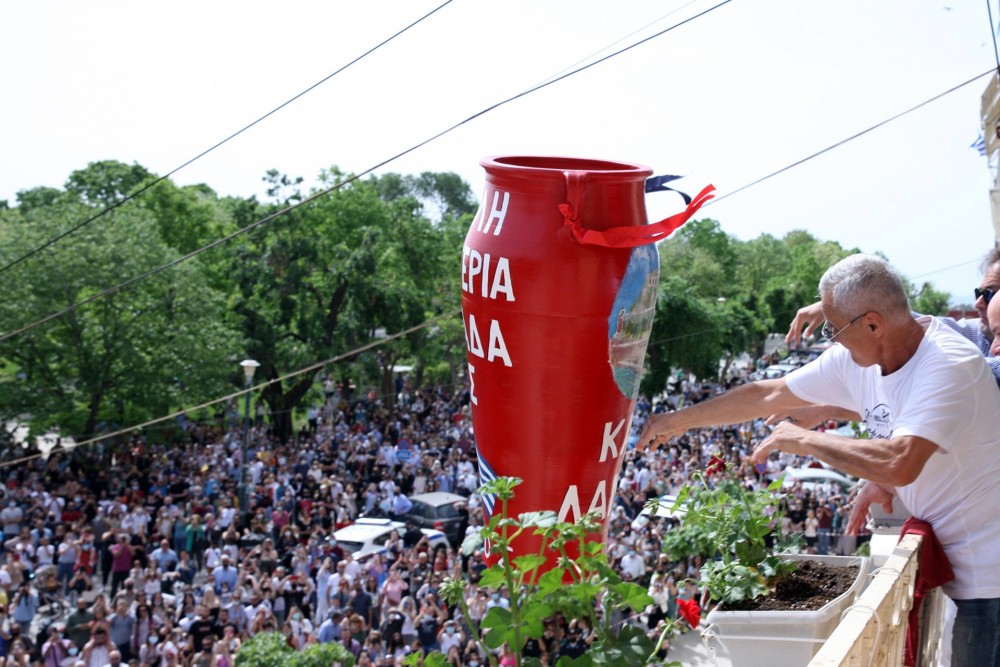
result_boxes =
[972,133,987,156]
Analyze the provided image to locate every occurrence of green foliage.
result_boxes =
[65,160,154,206]
[234,632,355,667]
[0,160,478,443]
[648,223,860,390]
[0,185,238,438]
[657,472,799,605]
[435,477,681,667]
[641,275,725,393]
[220,166,472,440]
[909,281,952,316]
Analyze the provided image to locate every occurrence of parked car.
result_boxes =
[405,491,468,546]
[630,493,687,531]
[780,466,857,494]
[332,517,448,562]
[749,362,801,381]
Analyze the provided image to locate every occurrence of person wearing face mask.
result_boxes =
[619,547,646,582]
[286,605,312,648]
[462,639,484,667]
[40,624,71,667]
[210,555,237,596]
[437,620,462,656]
[485,589,509,611]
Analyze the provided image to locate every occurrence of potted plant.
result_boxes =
[655,468,868,666]
[432,476,686,667]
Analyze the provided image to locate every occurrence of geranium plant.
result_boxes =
[656,469,800,605]
[425,476,683,667]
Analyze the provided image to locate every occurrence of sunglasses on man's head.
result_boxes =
[975,286,996,304]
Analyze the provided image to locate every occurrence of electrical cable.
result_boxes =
[709,69,995,205]
[0,3,986,438]
[0,0,455,277]
[530,0,705,88]
[988,0,1000,80]
[0,0,736,345]
[1,65,985,346]
[0,308,461,469]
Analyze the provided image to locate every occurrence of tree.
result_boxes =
[909,282,951,316]
[641,276,727,395]
[0,187,237,439]
[64,160,154,207]
[223,168,474,441]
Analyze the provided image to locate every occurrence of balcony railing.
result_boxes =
[810,533,946,666]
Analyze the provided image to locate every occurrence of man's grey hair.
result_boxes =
[981,246,1000,274]
[819,254,910,320]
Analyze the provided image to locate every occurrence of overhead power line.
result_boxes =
[987,0,1000,82]
[710,69,995,205]
[0,66,983,345]
[0,0,735,344]
[0,0,455,277]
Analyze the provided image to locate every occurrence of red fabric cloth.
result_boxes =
[898,517,954,666]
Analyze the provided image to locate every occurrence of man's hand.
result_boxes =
[637,413,686,452]
[845,482,895,536]
[786,301,824,345]
[749,420,807,465]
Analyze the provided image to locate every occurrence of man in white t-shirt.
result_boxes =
[640,254,1000,667]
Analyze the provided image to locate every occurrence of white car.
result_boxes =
[780,467,857,494]
[748,363,800,381]
[630,494,688,531]
[332,517,449,561]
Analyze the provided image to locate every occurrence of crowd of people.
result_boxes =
[20,244,1000,667]
[0,355,866,667]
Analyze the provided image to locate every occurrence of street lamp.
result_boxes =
[238,359,260,524]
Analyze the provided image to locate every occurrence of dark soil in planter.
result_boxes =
[718,560,860,612]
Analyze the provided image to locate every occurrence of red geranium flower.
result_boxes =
[705,456,726,476]
[676,598,701,628]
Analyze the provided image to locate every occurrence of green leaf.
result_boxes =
[415,653,449,667]
[478,567,507,590]
[611,581,654,612]
[597,623,655,667]
[513,553,548,575]
[460,530,484,556]
[537,567,567,595]
[519,510,558,530]
[480,606,514,649]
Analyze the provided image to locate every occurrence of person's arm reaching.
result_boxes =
[749,420,938,487]
[638,378,811,450]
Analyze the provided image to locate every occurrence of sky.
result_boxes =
[2,1,999,306]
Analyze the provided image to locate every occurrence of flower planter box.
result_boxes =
[703,554,870,667]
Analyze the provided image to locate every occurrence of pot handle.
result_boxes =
[560,182,715,248]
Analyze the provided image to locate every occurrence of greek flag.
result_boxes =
[476,448,497,518]
[972,133,987,156]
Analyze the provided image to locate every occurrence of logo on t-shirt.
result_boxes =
[863,403,893,439]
